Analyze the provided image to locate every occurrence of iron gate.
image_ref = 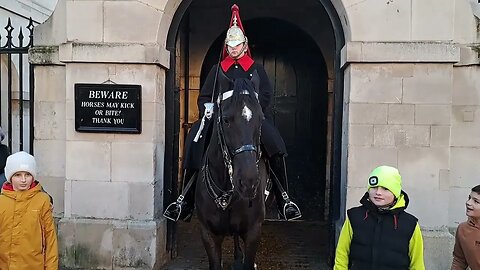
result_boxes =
[0,17,34,154]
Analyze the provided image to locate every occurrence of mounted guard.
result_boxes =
[164,4,301,222]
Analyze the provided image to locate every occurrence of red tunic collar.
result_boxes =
[220,55,254,72]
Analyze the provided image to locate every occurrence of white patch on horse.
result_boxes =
[242,105,253,122]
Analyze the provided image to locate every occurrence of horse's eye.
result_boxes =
[222,117,231,126]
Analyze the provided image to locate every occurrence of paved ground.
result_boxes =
[162,219,332,270]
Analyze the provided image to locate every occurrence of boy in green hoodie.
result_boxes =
[334,165,425,270]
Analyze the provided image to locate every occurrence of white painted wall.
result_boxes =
[0,0,56,23]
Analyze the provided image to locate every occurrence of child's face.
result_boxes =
[368,186,395,207]
[466,191,480,219]
[10,171,34,191]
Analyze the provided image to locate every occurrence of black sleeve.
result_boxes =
[256,64,274,118]
[197,65,218,116]
[0,144,10,174]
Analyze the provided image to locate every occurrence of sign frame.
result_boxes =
[74,83,142,134]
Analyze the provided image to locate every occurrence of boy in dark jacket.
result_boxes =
[334,165,425,270]
[451,184,480,270]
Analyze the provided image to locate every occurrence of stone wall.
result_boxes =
[338,1,480,268]
[30,0,178,268]
[28,0,480,269]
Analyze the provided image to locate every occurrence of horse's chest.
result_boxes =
[205,207,257,235]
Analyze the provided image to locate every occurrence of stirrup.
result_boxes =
[163,201,183,222]
[282,201,302,221]
[279,191,301,221]
[163,195,186,222]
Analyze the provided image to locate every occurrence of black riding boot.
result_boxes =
[163,170,197,222]
[269,155,302,221]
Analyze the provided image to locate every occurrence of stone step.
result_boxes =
[163,219,331,270]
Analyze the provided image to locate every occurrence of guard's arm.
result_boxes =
[450,225,468,270]
[198,66,217,116]
[334,218,353,270]
[408,223,425,270]
[256,65,273,116]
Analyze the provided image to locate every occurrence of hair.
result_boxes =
[472,185,480,194]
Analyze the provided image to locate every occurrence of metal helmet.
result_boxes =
[225,15,247,47]
[225,5,247,47]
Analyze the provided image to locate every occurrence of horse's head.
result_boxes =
[217,70,264,199]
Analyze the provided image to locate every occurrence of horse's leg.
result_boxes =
[231,234,244,270]
[199,225,224,270]
[241,224,262,270]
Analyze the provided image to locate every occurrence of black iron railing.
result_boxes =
[0,17,34,154]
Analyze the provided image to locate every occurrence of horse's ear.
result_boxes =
[217,68,232,93]
[250,70,260,92]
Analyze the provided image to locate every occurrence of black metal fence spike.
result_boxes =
[5,18,13,48]
[27,18,34,32]
[18,28,24,47]
[1,17,34,50]
[0,17,35,153]
[5,18,13,34]
[27,18,34,47]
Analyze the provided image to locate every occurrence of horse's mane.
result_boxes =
[228,78,259,109]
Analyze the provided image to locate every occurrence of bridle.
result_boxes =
[203,87,262,210]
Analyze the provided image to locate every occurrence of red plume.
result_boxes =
[222,4,251,59]
[229,5,245,34]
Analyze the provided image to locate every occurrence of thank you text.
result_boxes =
[75,83,141,133]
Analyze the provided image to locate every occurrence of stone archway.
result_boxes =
[163,0,347,267]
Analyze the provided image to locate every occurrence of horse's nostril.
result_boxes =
[238,179,258,199]
[240,181,256,190]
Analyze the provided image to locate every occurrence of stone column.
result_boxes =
[341,41,459,270]
[29,0,176,268]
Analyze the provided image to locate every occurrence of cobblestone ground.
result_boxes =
[162,219,332,270]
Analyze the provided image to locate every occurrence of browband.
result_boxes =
[217,90,258,104]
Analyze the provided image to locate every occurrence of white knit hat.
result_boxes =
[4,151,36,182]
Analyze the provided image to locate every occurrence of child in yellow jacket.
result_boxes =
[334,165,425,270]
[0,151,58,270]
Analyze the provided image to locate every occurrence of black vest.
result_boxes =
[347,196,418,270]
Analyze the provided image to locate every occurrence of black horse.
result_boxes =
[195,70,267,270]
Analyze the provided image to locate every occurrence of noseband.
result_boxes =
[232,144,257,156]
